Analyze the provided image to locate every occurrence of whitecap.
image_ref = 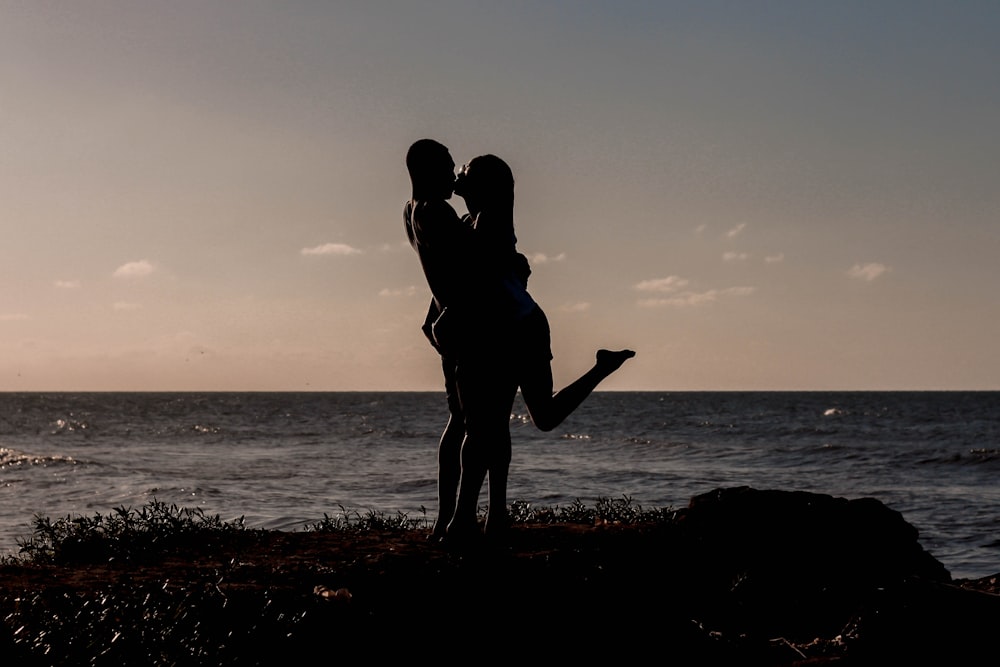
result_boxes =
[0,446,78,469]
[51,418,90,433]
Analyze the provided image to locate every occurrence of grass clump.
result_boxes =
[14,500,257,565]
[509,495,676,525]
[306,505,430,533]
[1,579,310,666]
[305,497,677,535]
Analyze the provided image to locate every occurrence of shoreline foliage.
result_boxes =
[11,500,259,565]
[2,495,996,665]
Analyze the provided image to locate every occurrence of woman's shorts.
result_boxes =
[512,305,553,363]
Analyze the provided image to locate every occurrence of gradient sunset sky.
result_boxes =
[2,1,998,391]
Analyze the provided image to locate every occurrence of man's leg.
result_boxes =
[448,436,487,539]
[433,356,463,539]
[447,353,513,541]
[434,414,463,539]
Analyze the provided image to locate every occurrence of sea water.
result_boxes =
[0,391,997,579]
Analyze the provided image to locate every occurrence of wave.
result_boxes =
[51,418,91,434]
[0,446,78,469]
[956,448,1000,465]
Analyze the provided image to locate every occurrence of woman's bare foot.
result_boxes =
[596,349,635,374]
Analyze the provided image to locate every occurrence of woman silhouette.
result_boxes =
[444,153,635,540]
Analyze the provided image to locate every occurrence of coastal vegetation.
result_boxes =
[1,493,997,665]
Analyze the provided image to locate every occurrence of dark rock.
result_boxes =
[680,486,949,583]
[672,486,998,661]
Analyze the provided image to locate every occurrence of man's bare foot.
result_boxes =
[596,349,636,373]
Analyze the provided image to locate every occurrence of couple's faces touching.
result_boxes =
[431,148,501,205]
[407,140,504,203]
[437,153,473,203]
[453,162,471,200]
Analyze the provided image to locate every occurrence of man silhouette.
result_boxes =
[403,139,471,540]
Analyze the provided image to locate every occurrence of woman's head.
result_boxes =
[454,154,514,213]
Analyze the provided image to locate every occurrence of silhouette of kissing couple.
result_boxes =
[404,139,634,545]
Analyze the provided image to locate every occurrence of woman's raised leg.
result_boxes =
[520,349,635,432]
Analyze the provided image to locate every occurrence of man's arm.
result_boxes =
[409,200,480,309]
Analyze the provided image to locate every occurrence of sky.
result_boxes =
[2,1,998,392]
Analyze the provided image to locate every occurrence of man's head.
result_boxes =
[406,139,456,200]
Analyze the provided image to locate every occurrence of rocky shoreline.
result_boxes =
[1,487,997,664]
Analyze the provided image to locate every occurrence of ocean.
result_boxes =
[1,391,997,579]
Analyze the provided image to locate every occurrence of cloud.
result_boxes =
[723,251,749,262]
[634,276,689,293]
[54,280,81,289]
[848,262,890,282]
[113,302,142,311]
[694,224,707,235]
[528,252,567,264]
[113,260,155,278]
[765,253,785,264]
[560,302,591,313]
[301,243,362,256]
[379,286,418,297]
[726,223,747,239]
[0,313,29,321]
[638,286,755,307]
[379,241,411,253]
